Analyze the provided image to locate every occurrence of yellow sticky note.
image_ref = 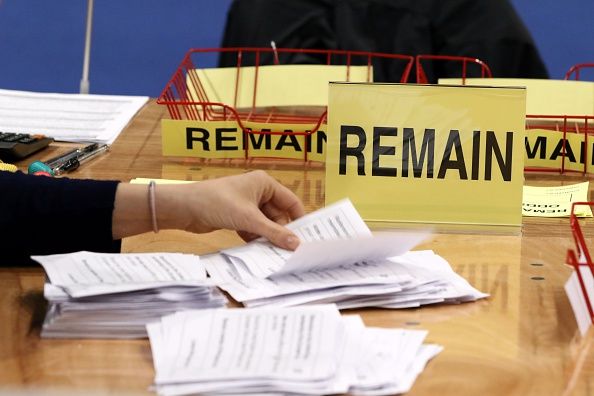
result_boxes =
[522,182,592,217]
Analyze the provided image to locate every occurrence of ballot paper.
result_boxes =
[206,199,487,309]
[32,251,227,338]
[0,88,148,144]
[565,265,594,336]
[221,199,430,278]
[147,305,442,396]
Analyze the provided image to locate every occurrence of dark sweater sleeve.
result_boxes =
[0,171,121,266]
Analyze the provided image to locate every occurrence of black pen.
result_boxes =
[57,143,109,173]
[44,143,98,168]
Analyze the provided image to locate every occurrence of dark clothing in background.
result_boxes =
[0,171,120,266]
[219,0,549,83]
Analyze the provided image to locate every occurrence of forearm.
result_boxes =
[111,183,192,239]
[112,171,303,250]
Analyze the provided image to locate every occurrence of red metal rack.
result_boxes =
[445,64,594,175]
[157,48,504,161]
[565,63,594,81]
[415,55,492,84]
[157,47,414,133]
[157,47,417,161]
[525,115,594,174]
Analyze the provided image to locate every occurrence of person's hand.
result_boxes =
[113,171,305,250]
[174,170,305,250]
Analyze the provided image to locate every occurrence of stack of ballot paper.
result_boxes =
[32,251,226,338]
[204,199,488,308]
[148,305,443,396]
[0,88,148,144]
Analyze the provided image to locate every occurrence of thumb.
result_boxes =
[252,215,300,250]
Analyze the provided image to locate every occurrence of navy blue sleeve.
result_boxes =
[0,171,121,266]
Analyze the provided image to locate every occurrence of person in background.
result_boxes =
[0,170,304,265]
[219,0,549,83]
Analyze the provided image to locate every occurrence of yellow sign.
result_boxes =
[439,78,594,116]
[525,128,594,173]
[191,64,372,109]
[162,119,327,162]
[325,83,526,231]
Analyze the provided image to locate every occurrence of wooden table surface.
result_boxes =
[2,101,594,395]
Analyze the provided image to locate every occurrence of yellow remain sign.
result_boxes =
[325,83,526,232]
[161,119,327,162]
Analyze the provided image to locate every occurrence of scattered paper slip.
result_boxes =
[565,265,594,336]
[522,182,592,217]
[147,305,442,396]
[0,88,148,144]
[205,199,488,309]
[32,251,226,338]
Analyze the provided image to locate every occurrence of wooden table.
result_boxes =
[2,101,594,395]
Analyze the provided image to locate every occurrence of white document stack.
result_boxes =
[33,251,227,338]
[147,305,443,396]
[0,88,149,144]
[205,199,488,309]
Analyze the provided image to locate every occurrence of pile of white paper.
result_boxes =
[148,305,442,396]
[205,199,488,309]
[0,88,148,144]
[33,251,226,338]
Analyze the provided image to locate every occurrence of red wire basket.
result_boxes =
[157,47,417,161]
[565,63,594,81]
[521,63,594,174]
[415,54,492,84]
[157,48,503,161]
[525,115,594,174]
[447,67,594,174]
[157,47,414,132]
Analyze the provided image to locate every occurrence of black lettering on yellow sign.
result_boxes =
[186,127,327,154]
[246,131,272,150]
[403,128,434,178]
[216,128,239,151]
[186,127,210,150]
[339,126,514,181]
[276,132,301,151]
[522,203,567,214]
[525,136,594,165]
[523,208,567,214]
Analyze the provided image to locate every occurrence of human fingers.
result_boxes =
[261,174,305,221]
[243,208,301,250]
[261,201,291,226]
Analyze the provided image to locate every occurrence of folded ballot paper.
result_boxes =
[147,304,443,396]
[205,199,488,309]
[32,251,227,338]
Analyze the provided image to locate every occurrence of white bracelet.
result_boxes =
[148,180,159,233]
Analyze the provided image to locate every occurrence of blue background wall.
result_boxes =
[0,0,591,96]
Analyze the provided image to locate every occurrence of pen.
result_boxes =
[57,143,109,173]
[28,143,100,176]
[47,143,99,168]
